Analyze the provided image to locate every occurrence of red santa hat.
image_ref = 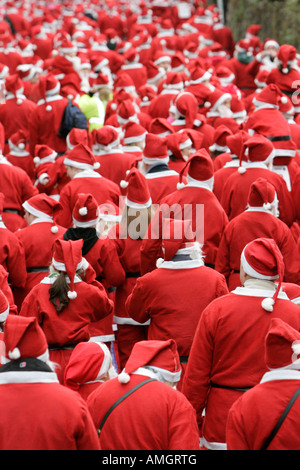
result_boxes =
[146,61,165,85]
[230,96,247,122]
[174,91,200,128]
[123,121,147,145]
[248,177,277,210]
[265,318,300,370]
[177,148,214,189]
[5,74,24,104]
[252,83,289,109]
[239,135,275,174]
[66,128,89,150]
[34,144,57,166]
[4,315,49,363]
[149,117,174,137]
[38,74,61,110]
[216,66,235,85]
[138,85,157,107]
[246,24,261,38]
[254,69,270,89]
[263,38,280,52]
[277,44,297,74]
[117,99,138,125]
[72,193,100,227]
[162,71,185,91]
[204,88,232,112]
[171,52,187,73]
[153,50,171,67]
[184,129,205,151]
[166,130,193,161]
[142,133,169,165]
[8,130,28,152]
[59,38,78,55]
[16,63,38,82]
[241,237,285,312]
[114,73,136,94]
[64,143,100,171]
[209,124,233,153]
[159,218,196,263]
[64,341,112,390]
[189,66,212,85]
[93,125,120,151]
[120,167,152,209]
[118,338,181,384]
[22,193,62,233]
[92,73,112,91]
[0,290,9,323]
[51,238,84,299]
[226,130,249,159]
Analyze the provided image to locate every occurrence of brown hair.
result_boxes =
[49,273,70,313]
[120,205,153,240]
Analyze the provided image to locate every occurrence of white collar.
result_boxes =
[260,369,300,384]
[159,258,204,270]
[0,370,59,385]
[73,169,101,179]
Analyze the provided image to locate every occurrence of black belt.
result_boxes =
[233,269,240,274]
[205,263,215,269]
[125,272,141,278]
[48,344,77,351]
[26,266,49,273]
[210,381,252,392]
[266,135,291,142]
[3,208,21,215]
[180,356,189,363]
[108,286,116,293]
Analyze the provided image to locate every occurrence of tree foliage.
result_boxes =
[224,0,300,49]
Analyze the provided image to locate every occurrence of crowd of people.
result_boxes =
[0,0,300,451]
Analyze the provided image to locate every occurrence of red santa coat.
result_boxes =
[220,163,295,227]
[28,94,69,156]
[0,158,38,232]
[0,96,36,150]
[0,220,27,289]
[226,57,256,96]
[148,90,181,119]
[145,164,184,205]
[159,182,229,266]
[0,367,99,450]
[182,282,300,450]
[226,370,300,450]
[215,208,300,290]
[19,273,113,384]
[87,373,200,450]
[213,159,242,201]
[120,63,148,92]
[14,220,66,310]
[94,149,138,185]
[55,170,121,228]
[126,258,229,389]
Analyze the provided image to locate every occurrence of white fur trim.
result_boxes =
[22,201,53,222]
[241,249,279,280]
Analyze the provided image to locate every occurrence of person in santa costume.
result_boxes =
[121,120,147,163]
[0,151,38,232]
[0,264,17,316]
[64,341,117,402]
[166,130,194,174]
[215,177,300,291]
[0,73,36,154]
[140,132,184,205]
[28,73,69,156]
[19,238,113,384]
[5,129,35,181]
[55,143,121,228]
[220,134,296,228]
[92,125,137,185]
[87,338,200,450]
[182,237,300,450]
[13,193,66,311]
[226,318,300,450]
[0,289,10,340]
[145,148,229,271]
[126,218,228,390]
[0,315,100,450]
[148,70,185,120]
[62,192,125,357]
[105,167,153,369]
[0,192,27,295]
[267,44,300,101]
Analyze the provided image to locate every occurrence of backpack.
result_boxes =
[58,99,88,138]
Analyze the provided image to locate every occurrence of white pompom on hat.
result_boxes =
[72,193,100,228]
[118,339,181,384]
